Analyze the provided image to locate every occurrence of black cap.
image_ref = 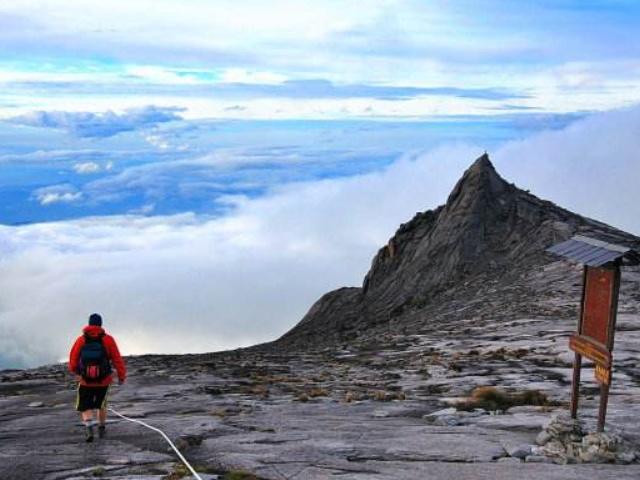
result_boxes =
[88,313,103,326]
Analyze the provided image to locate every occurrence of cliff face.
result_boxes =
[276,153,638,348]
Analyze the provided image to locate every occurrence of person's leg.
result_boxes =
[97,386,109,438]
[77,386,96,442]
[98,408,107,438]
[81,409,94,422]
[98,407,107,425]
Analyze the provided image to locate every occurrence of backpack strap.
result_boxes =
[83,332,105,343]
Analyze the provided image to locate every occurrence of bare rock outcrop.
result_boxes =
[276,154,639,349]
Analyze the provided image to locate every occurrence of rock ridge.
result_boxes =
[275,153,639,349]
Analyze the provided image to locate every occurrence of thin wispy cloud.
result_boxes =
[33,185,83,206]
[73,161,113,174]
[11,106,184,137]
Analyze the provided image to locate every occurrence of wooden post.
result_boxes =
[597,262,621,432]
[597,382,610,432]
[570,266,588,419]
[570,353,582,418]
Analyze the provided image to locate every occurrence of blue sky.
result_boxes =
[1,1,639,368]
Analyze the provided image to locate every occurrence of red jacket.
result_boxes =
[69,325,126,387]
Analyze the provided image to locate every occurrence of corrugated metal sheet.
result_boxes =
[547,235,640,267]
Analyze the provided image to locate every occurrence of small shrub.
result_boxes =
[91,467,106,477]
[307,387,328,398]
[469,386,512,411]
[373,390,388,401]
[163,463,190,480]
[223,470,260,480]
[295,392,309,402]
[512,348,529,358]
[517,389,552,406]
[250,384,269,398]
[458,386,559,412]
[449,362,463,372]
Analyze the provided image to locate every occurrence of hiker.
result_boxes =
[69,313,126,442]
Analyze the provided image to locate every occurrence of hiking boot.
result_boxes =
[85,424,94,443]
[98,424,106,439]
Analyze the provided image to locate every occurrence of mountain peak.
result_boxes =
[445,152,508,208]
[469,151,492,171]
[276,153,638,349]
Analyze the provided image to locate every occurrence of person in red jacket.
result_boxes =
[69,313,126,442]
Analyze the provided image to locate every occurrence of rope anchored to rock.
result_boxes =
[107,407,203,480]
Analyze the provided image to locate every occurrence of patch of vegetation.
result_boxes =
[249,383,269,398]
[371,389,406,401]
[372,390,388,401]
[163,463,190,480]
[295,392,309,402]
[457,386,560,412]
[91,467,106,477]
[164,462,221,480]
[307,387,328,398]
[223,470,260,480]
[293,385,329,402]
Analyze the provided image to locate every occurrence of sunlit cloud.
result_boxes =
[72,161,114,174]
[33,185,83,205]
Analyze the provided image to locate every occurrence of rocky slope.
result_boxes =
[1,154,639,479]
[275,154,638,348]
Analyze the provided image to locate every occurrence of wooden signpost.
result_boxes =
[569,265,619,432]
[547,236,639,432]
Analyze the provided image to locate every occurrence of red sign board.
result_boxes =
[582,267,615,345]
[569,266,616,368]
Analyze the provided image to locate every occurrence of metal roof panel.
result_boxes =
[547,236,640,266]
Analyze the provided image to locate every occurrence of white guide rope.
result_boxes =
[107,407,203,480]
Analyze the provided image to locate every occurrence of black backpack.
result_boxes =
[79,333,112,382]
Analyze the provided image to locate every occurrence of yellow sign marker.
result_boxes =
[595,364,611,385]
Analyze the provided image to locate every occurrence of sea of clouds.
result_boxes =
[1,106,639,369]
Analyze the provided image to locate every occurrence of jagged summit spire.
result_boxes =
[445,152,507,207]
[468,152,493,173]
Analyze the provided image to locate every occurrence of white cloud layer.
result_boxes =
[1,106,639,369]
